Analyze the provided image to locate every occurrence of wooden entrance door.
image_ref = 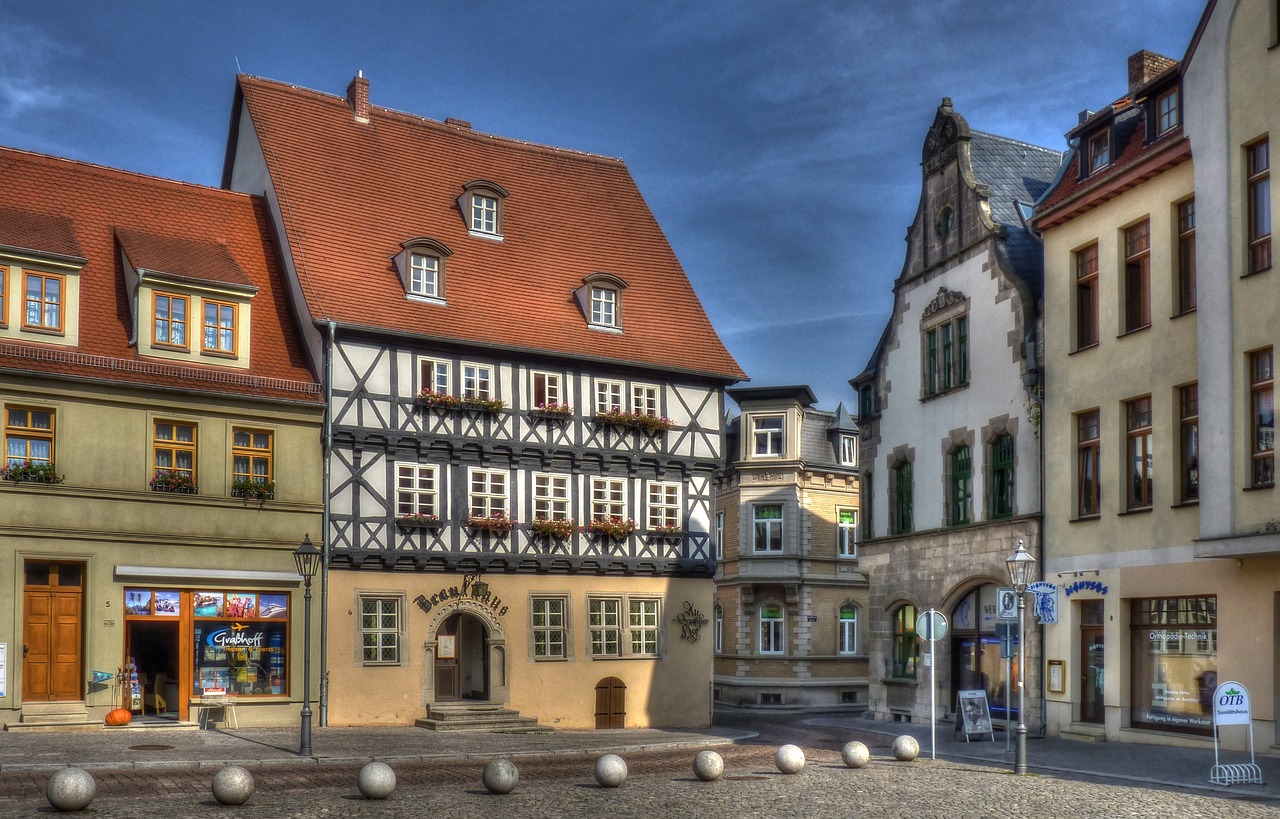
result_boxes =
[22,561,84,702]
[434,614,460,701]
[594,676,626,728]
[1080,600,1105,724]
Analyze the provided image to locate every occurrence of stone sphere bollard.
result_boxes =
[211,765,255,806]
[892,735,920,762]
[774,744,806,774]
[594,753,628,788]
[46,768,96,812]
[692,750,724,781]
[841,741,871,768]
[482,759,520,795]
[357,761,397,799]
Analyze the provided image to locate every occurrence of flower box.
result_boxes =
[1,460,64,484]
[586,516,636,540]
[417,391,505,414]
[592,410,676,433]
[397,514,442,529]
[231,479,276,505]
[151,470,197,493]
[649,526,682,539]
[529,517,577,540]
[466,514,515,536]
[528,403,573,422]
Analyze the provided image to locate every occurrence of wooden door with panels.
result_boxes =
[22,561,84,702]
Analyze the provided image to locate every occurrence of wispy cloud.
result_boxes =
[0,20,75,117]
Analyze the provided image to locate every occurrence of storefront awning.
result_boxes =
[114,565,302,586]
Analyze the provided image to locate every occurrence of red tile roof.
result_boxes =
[0,146,320,403]
[231,75,746,382]
[116,228,257,290]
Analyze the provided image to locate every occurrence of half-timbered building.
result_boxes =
[223,73,745,728]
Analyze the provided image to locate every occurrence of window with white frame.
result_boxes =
[531,371,563,409]
[396,463,439,518]
[420,358,450,396]
[359,594,403,665]
[836,507,857,558]
[595,380,624,414]
[469,468,508,518]
[753,503,783,552]
[533,473,570,520]
[590,286,618,328]
[589,598,622,657]
[629,598,660,655]
[840,434,857,466]
[647,481,680,530]
[752,415,784,457]
[838,603,858,655]
[759,602,784,654]
[632,384,659,417]
[409,252,440,298]
[591,477,626,521]
[462,363,493,400]
[713,603,723,653]
[715,510,725,560]
[531,596,568,659]
[470,194,499,235]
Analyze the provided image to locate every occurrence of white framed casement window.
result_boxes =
[840,433,857,466]
[396,463,439,518]
[419,358,451,396]
[646,481,680,530]
[468,468,508,518]
[409,252,440,298]
[631,384,659,417]
[531,371,563,408]
[533,473,570,520]
[462,363,493,400]
[713,604,723,653]
[836,507,857,558]
[590,285,618,328]
[589,597,622,657]
[838,603,858,655]
[751,414,784,457]
[358,593,405,666]
[531,596,569,660]
[591,476,626,521]
[759,602,784,654]
[715,510,725,560]
[753,503,783,552]
[629,598,660,656]
[471,194,498,235]
[595,379,624,414]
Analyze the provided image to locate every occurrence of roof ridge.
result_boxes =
[239,74,626,166]
[0,145,253,200]
[969,130,1062,157]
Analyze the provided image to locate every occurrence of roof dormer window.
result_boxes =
[1087,130,1111,174]
[591,285,617,327]
[577,272,627,332]
[459,180,508,240]
[395,237,452,304]
[1156,87,1179,135]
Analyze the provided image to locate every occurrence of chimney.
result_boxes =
[347,71,370,123]
[1127,50,1176,92]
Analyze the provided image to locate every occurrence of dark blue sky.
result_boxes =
[1,1,1205,407]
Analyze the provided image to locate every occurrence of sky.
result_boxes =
[1,1,1207,409]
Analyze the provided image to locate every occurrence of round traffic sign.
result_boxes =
[916,609,948,641]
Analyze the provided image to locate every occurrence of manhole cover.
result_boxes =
[128,745,175,751]
[724,775,768,781]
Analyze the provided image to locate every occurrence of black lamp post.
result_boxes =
[1005,539,1036,776]
[293,534,322,757]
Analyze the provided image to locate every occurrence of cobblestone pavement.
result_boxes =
[0,713,1277,817]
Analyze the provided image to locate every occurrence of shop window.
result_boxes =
[1130,596,1216,736]
[359,595,403,665]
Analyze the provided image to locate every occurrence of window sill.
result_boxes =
[1242,266,1272,279]
[20,325,66,337]
[920,382,970,403]
[1117,324,1151,339]
[1243,483,1275,492]
[200,349,238,360]
[883,677,918,687]
[1170,499,1199,509]
[1170,308,1196,320]
[406,293,447,306]
[1070,342,1100,355]
[587,324,623,334]
[1070,514,1101,523]
[1117,506,1153,517]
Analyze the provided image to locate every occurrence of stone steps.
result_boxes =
[416,701,552,734]
[6,701,102,732]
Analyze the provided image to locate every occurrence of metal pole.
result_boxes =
[1005,651,1011,752]
[299,575,313,756]
[930,633,936,760]
[1014,592,1027,775]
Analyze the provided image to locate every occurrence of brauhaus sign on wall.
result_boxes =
[1212,680,1252,726]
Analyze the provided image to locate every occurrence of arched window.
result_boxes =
[713,604,723,654]
[838,603,858,654]
[891,604,918,678]
[759,602,784,655]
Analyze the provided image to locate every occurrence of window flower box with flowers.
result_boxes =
[466,513,515,536]
[151,470,197,494]
[592,409,677,434]
[397,513,442,530]
[416,390,506,414]
[231,478,276,506]
[648,525,683,541]
[528,402,573,422]
[586,516,636,541]
[529,517,577,540]
[1,460,64,484]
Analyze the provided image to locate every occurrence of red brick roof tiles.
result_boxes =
[233,75,745,382]
[0,147,320,403]
[116,228,257,290]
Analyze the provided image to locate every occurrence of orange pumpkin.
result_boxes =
[105,708,132,726]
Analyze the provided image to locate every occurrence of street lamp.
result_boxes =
[293,534,322,757]
[1005,538,1036,776]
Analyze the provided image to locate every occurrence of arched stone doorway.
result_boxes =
[423,600,508,705]
[949,583,1015,722]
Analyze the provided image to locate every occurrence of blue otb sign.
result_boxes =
[1212,680,1252,726]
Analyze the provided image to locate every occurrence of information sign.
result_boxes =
[915,610,948,642]
[996,588,1018,621]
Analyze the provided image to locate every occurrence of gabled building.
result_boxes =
[1,147,324,729]
[851,100,1059,727]
[713,386,865,711]
[223,74,745,728]
[1034,50,1201,744]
